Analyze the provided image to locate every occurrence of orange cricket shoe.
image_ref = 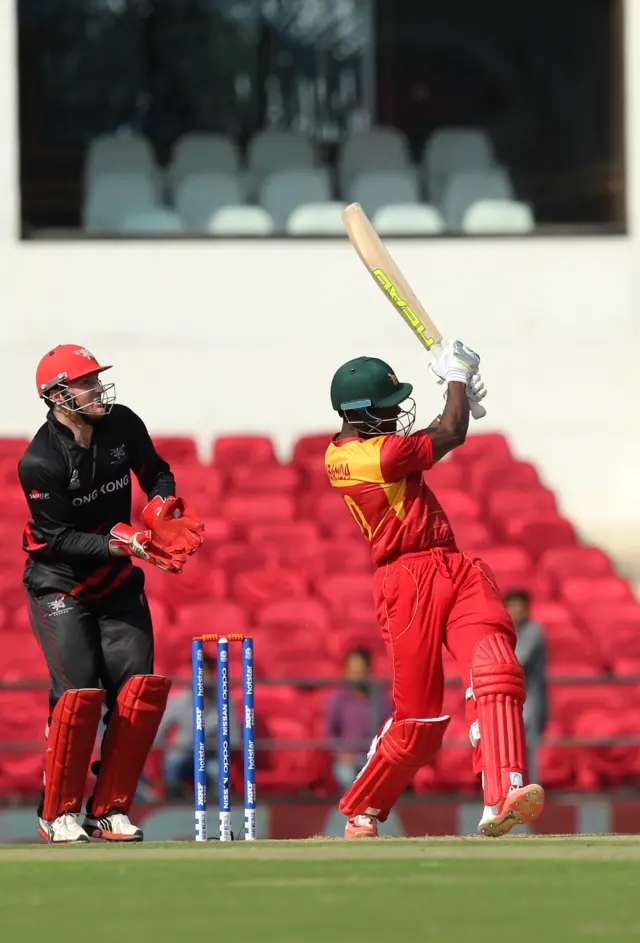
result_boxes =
[344,814,379,839]
[478,783,545,838]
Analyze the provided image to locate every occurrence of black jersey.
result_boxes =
[18,405,175,598]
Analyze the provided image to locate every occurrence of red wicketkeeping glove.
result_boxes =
[142,496,204,555]
[109,523,187,574]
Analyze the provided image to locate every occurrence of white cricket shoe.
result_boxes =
[83,811,143,842]
[38,812,90,844]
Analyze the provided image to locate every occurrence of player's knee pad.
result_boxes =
[470,634,528,805]
[42,688,105,821]
[90,674,171,817]
[339,716,450,822]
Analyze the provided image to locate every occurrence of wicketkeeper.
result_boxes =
[18,344,204,843]
[325,342,544,838]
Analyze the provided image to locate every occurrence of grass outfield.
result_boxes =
[0,837,639,941]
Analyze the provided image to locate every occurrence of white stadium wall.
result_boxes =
[0,3,639,561]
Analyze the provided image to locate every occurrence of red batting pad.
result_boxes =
[339,716,450,821]
[41,688,105,821]
[91,675,171,817]
[471,634,527,807]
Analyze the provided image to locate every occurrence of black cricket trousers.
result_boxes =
[25,580,154,719]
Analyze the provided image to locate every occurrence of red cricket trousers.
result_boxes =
[373,549,518,780]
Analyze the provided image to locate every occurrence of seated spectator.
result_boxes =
[505,589,548,783]
[155,655,241,800]
[325,647,392,792]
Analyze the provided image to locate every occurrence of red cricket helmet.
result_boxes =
[36,344,112,399]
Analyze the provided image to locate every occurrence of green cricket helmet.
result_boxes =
[330,357,416,436]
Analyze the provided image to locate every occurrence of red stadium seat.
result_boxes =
[5,605,32,634]
[426,715,478,793]
[546,683,636,790]
[0,438,29,462]
[319,539,372,574]
[435,490,481,522]
[531,600,577,626]
[470,460,541,495]
[155,601,248,677]
[325,518,367,541]
[222,494,294,526]
[560,576,635,609]
[452,520,495,553]
[0,632,48,681]
[538,719,575,790]
[212,435,277,470]
[247,522,321,545]
[480,544,533,574]
[450,434,512,466]
[542,621,604,678]
[0,461,22,489]
[257,715,332,795]
[487,487,557,523]
[227,464,300,495]
[170,463,221,495]
[505,515,576,559]
[143,560,226,609]
[291,433,334,466]
[0,487,30,519]
[256,598,330,634]
[213,542,277,578]
[0,689,48,797]
[313,573,373,615]
[538,546,614,586]
[152,436,199,464]
[258,648,338,679]
[423,462,466,491]
[580,602,640,637]
[197,517,233,546]
[174,600,248,640]
[477,544,553,598]
[232,567,309,613]
[299,491,346,526]
[579,603,640,673]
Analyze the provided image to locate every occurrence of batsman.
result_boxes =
[326,342,544,838]
[18,344,204,843]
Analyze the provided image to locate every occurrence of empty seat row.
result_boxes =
[83,167,531,235]
[83,124,534,235]
[85,126,502,197]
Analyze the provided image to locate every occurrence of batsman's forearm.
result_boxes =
[442,381,470,438]
[426,382,468,461]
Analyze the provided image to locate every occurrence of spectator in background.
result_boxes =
[325,647,393,792]
[505,590,548,783]
[154,655,241,800]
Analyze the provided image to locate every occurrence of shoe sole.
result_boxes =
[38,826,90,844]
[344,828,379,840]
[479,784,545,838]
[85,827,143,842]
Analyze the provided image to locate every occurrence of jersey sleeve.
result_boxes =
[379,431,434,481]
[18,453,111,561]
[124,407,176,500]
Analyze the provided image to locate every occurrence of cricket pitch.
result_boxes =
[1,836,638,941]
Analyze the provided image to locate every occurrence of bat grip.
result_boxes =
[430,342,486,421]
[469,400,486,421]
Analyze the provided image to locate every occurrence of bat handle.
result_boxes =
[469,400,486,421]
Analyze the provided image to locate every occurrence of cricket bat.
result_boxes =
[341,202,486,420]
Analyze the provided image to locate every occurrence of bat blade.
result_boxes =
[341,202,486,420]
[341,202,442,351]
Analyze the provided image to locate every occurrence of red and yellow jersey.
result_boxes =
[325,431,457,565]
